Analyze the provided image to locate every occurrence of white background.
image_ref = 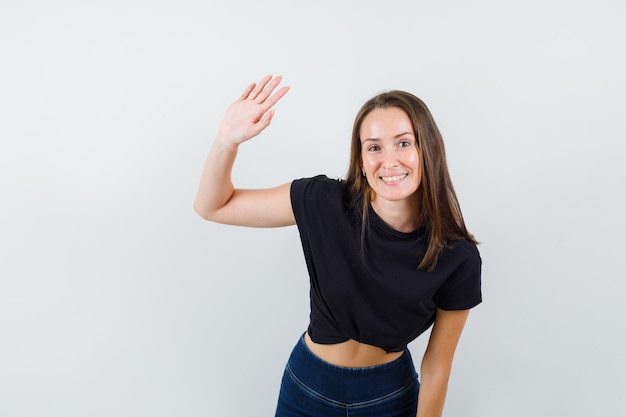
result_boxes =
[1,0,625,416]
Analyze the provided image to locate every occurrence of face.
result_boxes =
[360,107,421,206]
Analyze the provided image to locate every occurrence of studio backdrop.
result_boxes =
[1,1,624,416]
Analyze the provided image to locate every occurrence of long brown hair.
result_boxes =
[345,90,477,271]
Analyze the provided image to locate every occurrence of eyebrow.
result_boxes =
[361,132,415,143]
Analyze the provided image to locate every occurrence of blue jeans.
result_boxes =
[275,334,419,417]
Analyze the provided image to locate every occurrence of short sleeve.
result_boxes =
[290,175,339,226]
[435,241,482,310]
[290,176,313,225]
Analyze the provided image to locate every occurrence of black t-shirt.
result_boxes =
[290,175,482,353]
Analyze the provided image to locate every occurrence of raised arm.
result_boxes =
[193,75,295,227]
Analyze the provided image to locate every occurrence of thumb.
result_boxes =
[258,108,276,129]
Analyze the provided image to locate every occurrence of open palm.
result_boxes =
[217,75,290,145]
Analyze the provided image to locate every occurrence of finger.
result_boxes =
[254,75,283,103]
[248,75,273,100]
[240,82,256,100]
[257,108,275,131]
[261,85,290,112]
[261,108,275,124]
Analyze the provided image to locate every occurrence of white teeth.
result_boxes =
[381,174,406,182]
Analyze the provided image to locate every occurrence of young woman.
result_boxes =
[194,75,482,417]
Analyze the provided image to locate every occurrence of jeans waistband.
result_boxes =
[286,333,417,403]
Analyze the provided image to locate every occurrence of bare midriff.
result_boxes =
[304,332,403,368]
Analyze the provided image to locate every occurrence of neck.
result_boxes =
[370,195,421,233]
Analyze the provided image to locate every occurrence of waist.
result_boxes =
[287,333,417,403]
[304,332,404,368]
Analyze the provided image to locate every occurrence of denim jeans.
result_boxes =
[274,334,419,417]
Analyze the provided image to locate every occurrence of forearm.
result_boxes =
[416,372,449,417]
[193,76,289,222]
[415,309,470,417]
[193,137,239,220]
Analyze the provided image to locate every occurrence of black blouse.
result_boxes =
[291,175,482,353]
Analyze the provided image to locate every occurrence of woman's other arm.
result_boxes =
[416,308,470,417]
[193,75,295,227]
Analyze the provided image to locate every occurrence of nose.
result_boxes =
[382,149,399,168]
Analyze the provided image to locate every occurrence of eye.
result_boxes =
[367,144,380,152]
[398,140,412,148]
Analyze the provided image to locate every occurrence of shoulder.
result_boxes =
[292,174,344,190]
[290,175,350,224]
[291,175,346,201]
[442,239,481,266]
[437,239,482,285]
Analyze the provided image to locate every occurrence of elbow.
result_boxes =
[193,200,217,221]
[420,356,454,386]
[420,368,451,386]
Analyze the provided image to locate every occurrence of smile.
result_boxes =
[381,174,408,183]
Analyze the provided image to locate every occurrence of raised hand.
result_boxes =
[217,75,290,145]
[194,75,294,226]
